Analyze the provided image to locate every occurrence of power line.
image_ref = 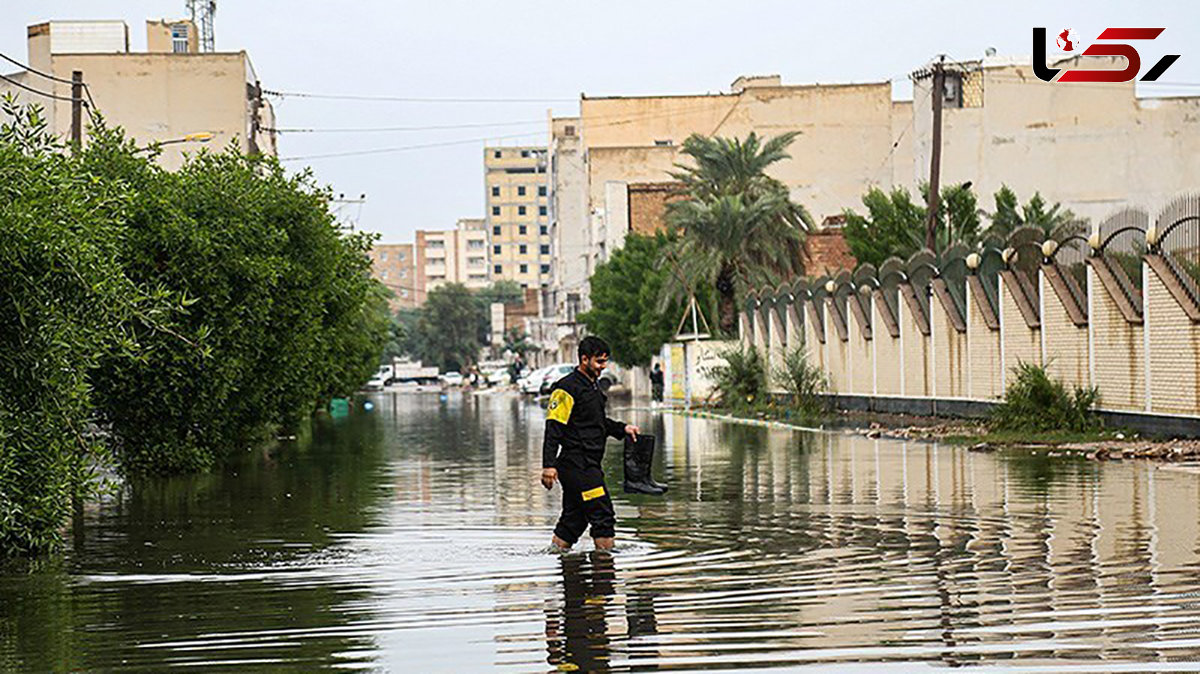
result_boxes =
[279,130,546,161]
[262,89,575,104]
[0,71,88,105]
[265,119,546,134]
[0,50,96,108]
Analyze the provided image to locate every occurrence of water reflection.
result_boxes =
[2,392,1200,672]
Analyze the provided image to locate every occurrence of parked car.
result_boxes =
[539,363,577,395]
[486,369,512,386]
[518,366,554,395]
[440,371,464,387]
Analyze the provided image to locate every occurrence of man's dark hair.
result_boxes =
[578,335,610,360]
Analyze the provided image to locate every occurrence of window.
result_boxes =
[171,24,189,53]
[538,185,547,197]
[494,264,502,274]
[493,245,501,255]
[541,264,550,274]
[427,240,444,249]
[519,244,527,255]
[469,239,485,249]
[380,251,388,261]
[517,186,526,196]
[518,206,526,216]
[398,251,405,260]
[540,225,548,236]
[539,206,547,216]
[564,125,576,137]
[519,225,527,235]
[540,245,550,255]
[493,225,501,236]
[401,289,409,298]
[400,270,407,278]
[520,264,528,273]
[520,150,530,158]
[654,139,674,147]
[492,206,500,216]
[381,270,389,280]
[493,150,502,159]
[469,256,485,267]
[491,186,500,197]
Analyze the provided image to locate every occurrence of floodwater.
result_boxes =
[4,393,1200,672]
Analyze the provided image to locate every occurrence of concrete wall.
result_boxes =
[999,277,1042,387]
[932,299,967,398]
[899,300,931,397]
[1041,275,1089,391]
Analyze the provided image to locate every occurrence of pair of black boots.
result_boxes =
[623,434,668,495]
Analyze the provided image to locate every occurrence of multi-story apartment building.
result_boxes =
[484,146,551,289]
[414,218,491,295]
[366,244,418,310]
[0,20,276,167]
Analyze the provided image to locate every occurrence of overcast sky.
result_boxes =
[4,1,1198,242]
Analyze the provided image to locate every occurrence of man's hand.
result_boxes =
[541,467,558,490]
[624,424,640,441]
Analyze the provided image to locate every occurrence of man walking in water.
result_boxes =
[541,336,639,551]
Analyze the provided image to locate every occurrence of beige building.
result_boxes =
[485,146,551,288]
[367,243,418,310]
[0,19,275,168]
[415,218,491,296]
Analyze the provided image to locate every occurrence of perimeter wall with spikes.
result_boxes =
[742,195,1200,422]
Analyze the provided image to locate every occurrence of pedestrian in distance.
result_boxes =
[540,336,639,551]
[649,362,664,403]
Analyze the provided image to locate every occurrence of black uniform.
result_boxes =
[543,368,625,544]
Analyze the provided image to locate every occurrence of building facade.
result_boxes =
[1,20,276,168]
[366,243,418,310]
[484,146,551,288]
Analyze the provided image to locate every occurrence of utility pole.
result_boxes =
[924,55,945,251]
[70,70,83,151]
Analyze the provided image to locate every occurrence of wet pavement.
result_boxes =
[3,391,1200,672]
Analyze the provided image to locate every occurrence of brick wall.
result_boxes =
[849,308,873,395]
[627,182,680,235]
[872,302,902,395]
[900,299,932,396]
[1089,266,1144,411]
[1147,266,1200,415]
[967,289,1003,400]
[802,228,857,277]
[933,299,967,397]
[1000,277,1042,389]
[1041,275,1089,392]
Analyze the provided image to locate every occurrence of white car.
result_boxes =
[518,366,553,395]
[487,369,512,386]
[440,371,464,387]
[538,363,576,395]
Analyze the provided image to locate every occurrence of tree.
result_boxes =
[414,283,484,371]
[842,182,981,267]
[473,280,525,346]
[987,185,1082,239]
[581,233,697,368]
[503,328,535,358]
[661,132,812,334]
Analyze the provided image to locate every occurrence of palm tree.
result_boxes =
[986,185,1084,239]
[660,132,812,335]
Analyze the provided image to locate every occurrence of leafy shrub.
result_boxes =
[775,347,828,418]
[0,100,149,555]
[705,345,766,410]
[990,362,1100,433]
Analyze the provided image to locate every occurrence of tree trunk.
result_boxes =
[716,266,736,336]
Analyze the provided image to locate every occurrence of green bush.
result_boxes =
[706,345,766,410]
[0,100,148,555]
[990,362,1100,433]
[775,347,828,419]
[0,100,388,554]
[83,129,388,475]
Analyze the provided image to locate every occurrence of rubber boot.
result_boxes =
[635,434,669,493]
[624,436,665,495]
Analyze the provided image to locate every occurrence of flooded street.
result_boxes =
[4,392,1200,672]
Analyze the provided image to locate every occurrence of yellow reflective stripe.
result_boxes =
[581,486,606,501]
[546,388,574,424]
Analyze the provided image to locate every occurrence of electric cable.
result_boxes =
[0,71,87,105]
[262,89,574,103]
[0,50,96,107]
